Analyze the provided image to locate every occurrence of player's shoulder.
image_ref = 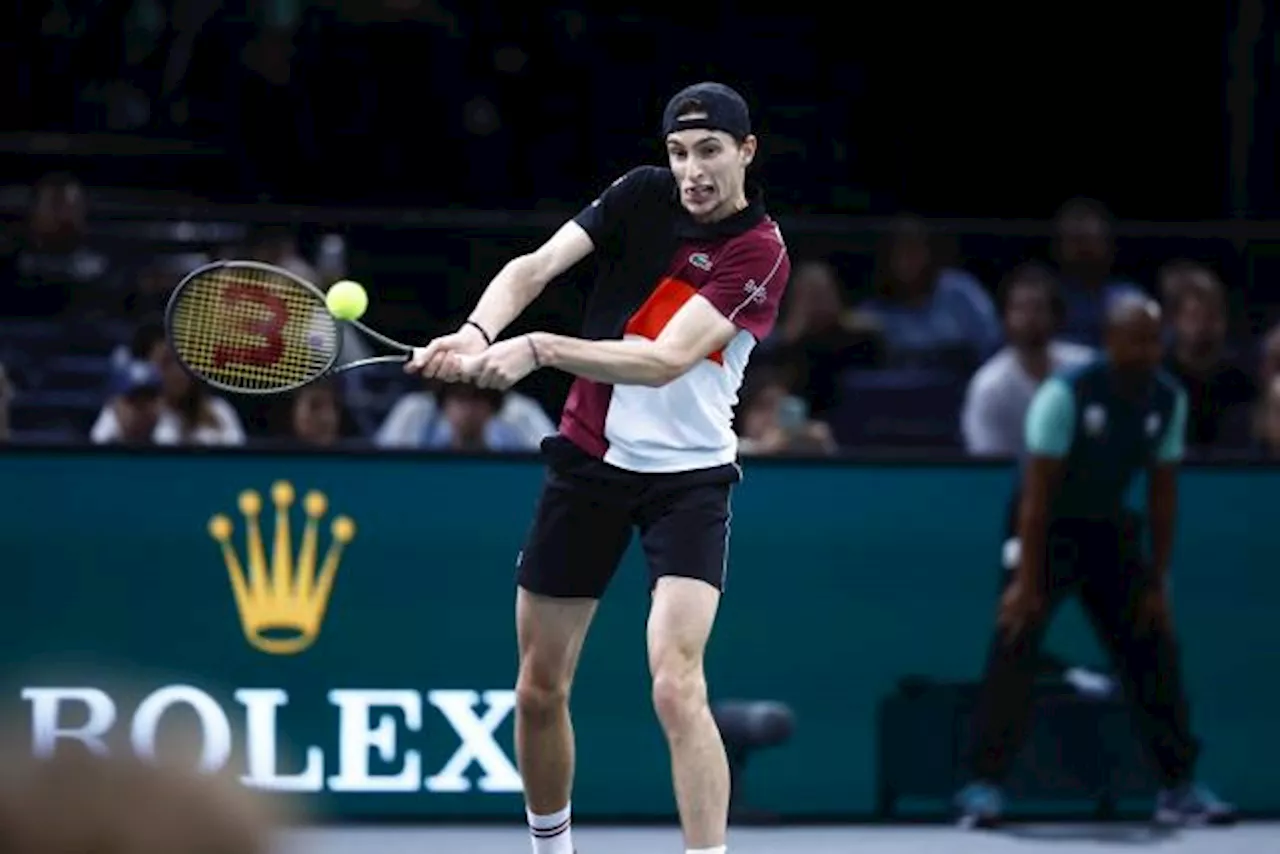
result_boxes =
[716,217,791,281]
[609,164,675,198]
[968,347,1018,395]
[1055,353,1105,387]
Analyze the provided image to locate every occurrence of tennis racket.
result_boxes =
[164,259,414,396]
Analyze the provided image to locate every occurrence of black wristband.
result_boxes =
[463,319,492,345]
[526,334,541,368]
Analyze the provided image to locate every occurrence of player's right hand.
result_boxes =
[406,324,489,382]
[998,578,1044,638]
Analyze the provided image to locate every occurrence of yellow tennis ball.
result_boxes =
[325,280,368,321]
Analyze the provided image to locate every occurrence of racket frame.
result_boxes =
[164,259,414,397]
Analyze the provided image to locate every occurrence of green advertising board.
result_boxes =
[0,449,1272,820]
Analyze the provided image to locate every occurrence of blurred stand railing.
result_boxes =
[4,184,1280,344]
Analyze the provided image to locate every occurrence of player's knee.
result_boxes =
[515,657,571,724]
[650,656,708,735]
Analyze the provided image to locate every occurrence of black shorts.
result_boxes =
[515,436,741,599]
[1000,490,1149,591]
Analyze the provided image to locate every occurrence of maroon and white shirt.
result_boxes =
[560,166,790,473]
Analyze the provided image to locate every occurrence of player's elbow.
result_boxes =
[646,341,706,386]
[642,353,686,386]
[502,253,553,295]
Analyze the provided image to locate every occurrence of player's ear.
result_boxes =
[739,134,757,168]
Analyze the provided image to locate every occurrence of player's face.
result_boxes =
[1005,281,1053,346]
[1108,313,1164,378]
[666,127,756,222]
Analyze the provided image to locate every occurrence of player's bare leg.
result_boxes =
[647,576,729,852]
[515,587,597,853]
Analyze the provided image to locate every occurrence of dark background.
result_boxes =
[0,1,1264,218]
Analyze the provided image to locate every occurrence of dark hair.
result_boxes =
[997,261,1064,322]
[33,171,81,194]
[871,213,943,300]
[1054,196,1114,230]
[277,378,358,437]
[1158,259,1225,315]
[438,382,504,412]
[736,365,790,415]
[129,317,167,360]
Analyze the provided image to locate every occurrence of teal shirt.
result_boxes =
[1023,359,1188,518]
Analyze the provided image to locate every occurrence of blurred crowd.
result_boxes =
[0,745,274,854]
[0,173,1276,461]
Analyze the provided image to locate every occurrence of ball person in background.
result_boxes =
[407,82,790,854]
[955,294,1237,830]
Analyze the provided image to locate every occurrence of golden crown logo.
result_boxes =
[207,480,355,655]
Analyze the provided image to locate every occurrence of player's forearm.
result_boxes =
[466,255,552,339]
[533,333,682,387]
[1016,499,1050,587]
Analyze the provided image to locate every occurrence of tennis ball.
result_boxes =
[325,280,368,321]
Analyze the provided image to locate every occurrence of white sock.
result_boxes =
[527,803,573,854]
[687,847,727,854]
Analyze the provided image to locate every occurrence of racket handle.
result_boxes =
[334,354,411,373]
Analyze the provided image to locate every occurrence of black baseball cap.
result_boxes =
[662,82,751,141]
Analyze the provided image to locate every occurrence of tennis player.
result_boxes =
[407,82,789,854]
[955,294,1237,829]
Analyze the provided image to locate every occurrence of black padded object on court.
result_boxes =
[713,699,796,822]
[876,677,1161,820]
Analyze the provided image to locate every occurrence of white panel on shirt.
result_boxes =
[602,331,756,473]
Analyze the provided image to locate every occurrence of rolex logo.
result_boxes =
[208,481,355,655]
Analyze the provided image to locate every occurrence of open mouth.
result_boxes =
[685,185,715,204]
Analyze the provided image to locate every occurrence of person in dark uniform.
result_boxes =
[955,294,1237,829]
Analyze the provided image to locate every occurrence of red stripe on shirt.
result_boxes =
[624,277,724,365]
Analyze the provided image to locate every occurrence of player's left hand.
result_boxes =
[456,334,541,390]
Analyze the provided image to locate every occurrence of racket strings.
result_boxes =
[168,266,340,392]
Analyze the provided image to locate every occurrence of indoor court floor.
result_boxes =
[281,822,1279,854]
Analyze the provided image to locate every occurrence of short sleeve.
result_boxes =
[1024,378,1077,458]
[1156,387,1188,463]
[572,167,657,251]
[697,225,791,340]
[962,373,1018,456]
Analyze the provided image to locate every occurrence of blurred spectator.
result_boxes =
[119,252,211,321]
[418,384,531,452]
[1159,260,1255,450]
[736,368,836,456]
[961,262,1094,457]
[1257,323,1280,391]
[1050,197,1145,347]
[89,359,165,446]
[858,214,1001,372]
[1254,377,1280,458]
[2,173,111,317]
[244,225,318,281]
[376,381,554,449]
[0,748,272,854]
[758,260,883,416]
[284,380,359,447]
[95,320,245,446]
[0,362,12,442]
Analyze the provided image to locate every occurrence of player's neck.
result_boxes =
[1014,343,1051,379]
[696,192,750,224]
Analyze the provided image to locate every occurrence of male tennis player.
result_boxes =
[955,294,1237,830]
[407,82,789,854]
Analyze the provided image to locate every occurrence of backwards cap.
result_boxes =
[662,82,751,141]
